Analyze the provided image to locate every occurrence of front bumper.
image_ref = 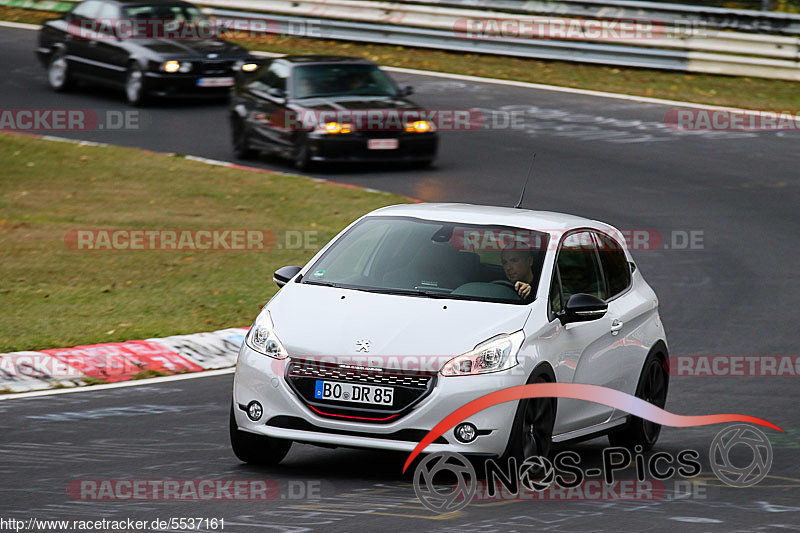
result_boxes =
[307,132,438,163]
[233,344,519,456]
[143,72,234,98]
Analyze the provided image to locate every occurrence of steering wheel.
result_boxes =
[491,280,516,289]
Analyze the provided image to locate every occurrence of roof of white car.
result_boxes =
[367,203,615,233]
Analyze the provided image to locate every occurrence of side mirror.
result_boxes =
[273,265,301,288]
[400,85,414,96]
[559,293,608,325]
[268,87,286,101]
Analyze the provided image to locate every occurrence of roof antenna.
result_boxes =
[514,153,536,209]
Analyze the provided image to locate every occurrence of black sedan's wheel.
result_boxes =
[125,64,147,106]
[47,49,71,92]
[502,374,556,464]
[231,117,256,160]
[608,352,669,451]
[229,404,291,465]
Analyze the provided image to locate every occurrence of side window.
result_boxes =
[248,62,287,93]
[96,2,118,19]
[271,63,289,91]
[72,0,102,18]
[595,232,631,299]
[96,2,119,34]
[556,231,606,305]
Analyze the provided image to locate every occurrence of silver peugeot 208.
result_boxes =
[231,203,669,465]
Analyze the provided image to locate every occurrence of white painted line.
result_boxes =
[0,368,234,401]
[2,21,782,114]
[378,65,788,115]
[184,154,238,167]
[0,20,40,30]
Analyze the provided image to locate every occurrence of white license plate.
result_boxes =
[314,380,394,405]
[367,138,399,150]
[196,77,235,88]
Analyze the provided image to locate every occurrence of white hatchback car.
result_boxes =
[231,203,669,465]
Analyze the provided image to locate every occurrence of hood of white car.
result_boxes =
[267,283,530,368]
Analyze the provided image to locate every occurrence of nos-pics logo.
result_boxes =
[413,424,773,513]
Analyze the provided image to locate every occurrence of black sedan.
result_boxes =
[229,56,439,170]
[36,0,260,105]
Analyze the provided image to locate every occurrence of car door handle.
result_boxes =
[88,40,97,46]
[610,319,624,335]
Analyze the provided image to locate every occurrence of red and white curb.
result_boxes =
[0,327,247,395]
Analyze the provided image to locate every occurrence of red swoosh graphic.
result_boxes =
[402,383,783,473]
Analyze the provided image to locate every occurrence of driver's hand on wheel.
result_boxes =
[514,281,531,300]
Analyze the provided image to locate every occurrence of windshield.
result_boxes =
[292,64,400,99]
[302,216,550,305]
[122,4,208,37]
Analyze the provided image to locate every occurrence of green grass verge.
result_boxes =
[0,132,409,352]
[3,5,800,110]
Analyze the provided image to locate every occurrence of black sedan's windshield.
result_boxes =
[292,64,400,99]
[302,216,549,304]
[121,3,207,37]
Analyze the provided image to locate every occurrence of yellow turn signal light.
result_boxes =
[323,122,352,134]
[405,120,433,133]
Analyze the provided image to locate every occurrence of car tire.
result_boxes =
[47,49,72,92]
[231,117,256,160]
[608,350,669,451]
[293,137,313,172]
[229,404,292,465]
[500,372,556,465]
[125,64,147,106]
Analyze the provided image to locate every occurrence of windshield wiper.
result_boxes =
[352,287,431,297]
[302,280,340,287]
[353,287,469,299]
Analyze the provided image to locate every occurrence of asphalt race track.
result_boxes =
[2,24,800,532]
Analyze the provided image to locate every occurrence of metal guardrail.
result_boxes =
[200,0,800,58]
[400,0,800,36]
[202,0,800,80]
[4,0,800,80]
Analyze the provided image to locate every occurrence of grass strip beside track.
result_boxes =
[0,132,409,352]
[3,6,800,110]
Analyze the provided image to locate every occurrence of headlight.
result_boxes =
[245,310,288,359]
[440,330,524,376]
[234,60,259,72]
[314,122,352,134]
[405,120,435,133]
[160,60,192,73]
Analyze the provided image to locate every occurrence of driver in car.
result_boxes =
[501,248,535,302]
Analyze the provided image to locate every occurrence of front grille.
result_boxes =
[285,360,437,423]
[288,363,432,388]
[199,60,235,75]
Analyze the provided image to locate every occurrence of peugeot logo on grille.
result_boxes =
[355,339,370,352]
